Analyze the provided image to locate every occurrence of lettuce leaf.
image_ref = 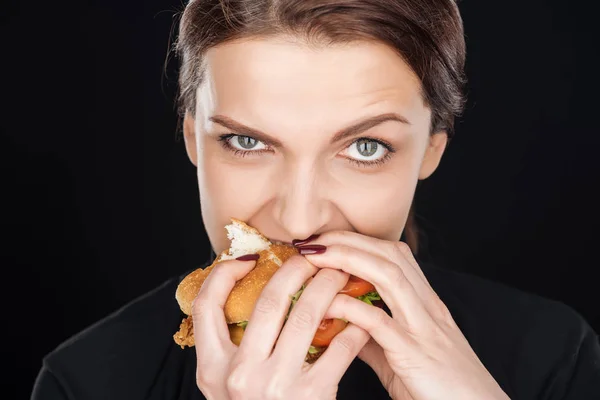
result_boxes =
[287,284,306,319]
[237,290,380,332]
[357,291,381,306]
[308,345,321,354]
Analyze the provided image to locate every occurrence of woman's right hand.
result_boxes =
[191,254,370,400]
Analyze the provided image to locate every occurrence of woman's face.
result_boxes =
[184,37,448,255]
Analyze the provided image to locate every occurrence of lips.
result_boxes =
[268,239,293,246]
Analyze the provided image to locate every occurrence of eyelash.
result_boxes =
[217,134,396,168]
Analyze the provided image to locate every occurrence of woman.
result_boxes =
[32,0,600,399]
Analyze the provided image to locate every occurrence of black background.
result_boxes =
[2,0,599,398]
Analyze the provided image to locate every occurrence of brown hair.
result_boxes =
[174,0,467,255]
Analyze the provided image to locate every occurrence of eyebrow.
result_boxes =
[208,112,411,147]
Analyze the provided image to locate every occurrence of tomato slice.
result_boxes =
[311,318,348,347]
[339,275,375,298]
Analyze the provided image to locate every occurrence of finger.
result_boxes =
[393,240,433,291]
[272,268,350,369]
[304,231,436,304]
[324,294,419,359]
[192,258,258,361]
[357,339,395,389]
[308,323,371,384]
[358,340,415,400]
[304,245,432,328]
[236,255,317,360]
[391,241,450,321]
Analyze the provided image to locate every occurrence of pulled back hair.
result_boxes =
[174,0,467,255]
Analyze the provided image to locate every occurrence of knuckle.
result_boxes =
[390,241,411,260]
[285,254,308,266]
[333,292,349,306]
[288,307,314,330]
[281,254,304,268]
[333,230,353,242]
[396,241,411,254]
[432,295,455,326]
[390,267,409,289]
[283,254,317,274]
[264,377,287,400]
[254,292,281,315]
[330,333,355,355]
[191,298,209,320]
[226,367,249,397]
[315,268,345,284]
[196,368,219,390]
[371,307,391,330]
[337,243,353,259]
[332,293,352,312]
[210,261,231,277]
[330,243,355,265]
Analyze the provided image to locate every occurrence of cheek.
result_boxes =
[200,162,274,254]
[198,143,271,221]
[197,136,422,246]
[337,170,416,240]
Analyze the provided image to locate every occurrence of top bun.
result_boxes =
[175,218,299,323]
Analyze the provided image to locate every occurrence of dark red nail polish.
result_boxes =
[236,253,260,261]
[297,244,327,255]
[292,234,321,247]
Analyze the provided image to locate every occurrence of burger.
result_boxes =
[173,218,381,363]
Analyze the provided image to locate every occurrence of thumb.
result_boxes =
[358,339,413,400]
[358,339,394,384]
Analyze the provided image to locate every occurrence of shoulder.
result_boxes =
[39,273,186,400]
[47,274,182,356]
[421,262,593,338]
[422,261,584,327]
[422,262,600,399]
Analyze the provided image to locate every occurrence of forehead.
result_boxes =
[197,37,428,133]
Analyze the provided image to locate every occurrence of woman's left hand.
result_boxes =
[299,231,510,400]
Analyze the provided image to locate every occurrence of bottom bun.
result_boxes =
[174,316,324,363]
[228,323,325,364]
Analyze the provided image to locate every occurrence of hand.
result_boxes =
[300,232,511,400]
[191,254,370,400]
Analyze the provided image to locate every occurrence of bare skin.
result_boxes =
[183,37,509,399]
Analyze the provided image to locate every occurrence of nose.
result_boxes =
[275,162,330,240]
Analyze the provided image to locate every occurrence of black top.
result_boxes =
[31,259,600,400]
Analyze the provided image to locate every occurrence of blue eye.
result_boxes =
[229,135,267,151]
[340,138,395,168]
[217,134,270,157]
[217,134,395,168]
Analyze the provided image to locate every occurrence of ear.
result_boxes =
[418,131,448,180]
[183,112,198,167]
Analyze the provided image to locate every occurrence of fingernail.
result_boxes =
[297,244,327,255]
[236,253,260,261]
[292,234,321,247]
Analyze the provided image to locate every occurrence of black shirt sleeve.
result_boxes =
[30,365,71,400]
[29,266,600,400]
[551,320,600,400]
